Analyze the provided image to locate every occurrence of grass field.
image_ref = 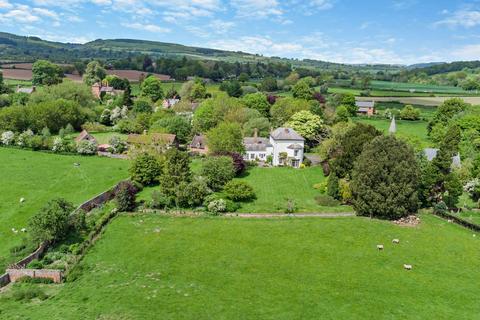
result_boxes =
[0,148,129,269]
[1,214,479,319]
[355,117,430,147]
[234,166,350,213]
[370,80,471,94]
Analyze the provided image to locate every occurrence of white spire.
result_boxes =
[389,115,396,134]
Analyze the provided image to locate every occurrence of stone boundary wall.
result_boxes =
[76,180,130,213]
[432,211,480,232]
[7,269,63,283]
[0,273,10,287]
[11,242,48,269]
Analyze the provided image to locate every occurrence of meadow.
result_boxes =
[1,214,478,319]
[0,148,129,270]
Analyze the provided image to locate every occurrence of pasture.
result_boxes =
[0,148,129,270]
[1,214,479,319]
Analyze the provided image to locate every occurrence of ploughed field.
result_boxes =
[1,214,478,319]
[0,148,129,270]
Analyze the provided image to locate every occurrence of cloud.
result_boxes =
[122,22,171,33]
[452,44,480,60]
[230,0,283,18]
[33,7,60,20]
[0,0,12,9]
[0,6,40,22]
[434,9,480,28]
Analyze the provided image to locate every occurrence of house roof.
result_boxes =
[244,137,272,151]
[356,101,375,108]
[270,128,304,141]
[75,130,96,143]
[190,134,207,149]
[424,148,461,167]
[16,87,35,94]
[358,107,372,113]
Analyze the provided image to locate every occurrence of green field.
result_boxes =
[1,214,479,319]
[234,166,350,213]
[0,148,129,270]
[370,80,471,94]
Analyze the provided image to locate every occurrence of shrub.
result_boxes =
[149,190,171,210]
[175,177,212,208]
[339,179,353,204]
[27,260,44,269]
[115,181,138,212]
[1,130,14,145]
[207,199,227,215]
[15,276,54,284]
[327,173,340,199]
[315,195,340,206]
[81,122,107,132]
[52,137,71,153]
[285,199,297,213]
[17,129,34,147]
[12,286,48,301]
[129,153,163,186]
[200,156,235,191]
[76,140,97,155]
[433,201,448,215]
[313,181,328,193]
[29,198,74,244]
[108,135,127,154]
[399,104,421,120]
[224,180,255,201]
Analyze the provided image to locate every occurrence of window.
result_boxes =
[294,150,299,157]
[250,153,255,160]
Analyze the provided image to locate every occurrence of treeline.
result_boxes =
[402,61,480,77]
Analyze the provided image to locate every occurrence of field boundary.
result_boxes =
[226,213,355,218]
[432,211,480,232]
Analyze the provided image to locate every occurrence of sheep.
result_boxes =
[21,228,27,233]
[377,244,384,250]
[11,228,18,234]
[403,264,412,270]
[392,239,400,244]
[19,198,25,203]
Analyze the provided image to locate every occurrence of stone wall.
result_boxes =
[76,180,129,213]
[0,273,10,287]
[12,242,48,269]
[7,269,63,283]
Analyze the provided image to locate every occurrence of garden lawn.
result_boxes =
[0,148,129,269]
[1,214,479,319]
[234,166,350,213]
[355,117,430,148]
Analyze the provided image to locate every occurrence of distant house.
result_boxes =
[243,128,305,168]
[356,101,375,116]
[189,134,208,155]
[424,148,461,168]
[127,133,178,152]
[91,83,124,99]
[75,130,97,144]
[162,98,180,109]
[15,86,36,94]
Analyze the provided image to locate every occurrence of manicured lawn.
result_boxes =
[0,148,129,269]
[1,214,478,319]
[355,117,431,147]
[234,166,351,213]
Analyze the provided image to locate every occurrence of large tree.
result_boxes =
[242,93,270,117]
[292,79,313,100]
[83,61,106,85]
[159,148,191,201]
[140,75,164,102]
[32,60,63,86]
[206,122,245,154]
[285,110,326,145]
[428,98,469,133]
[270,97,310,127]
[352,135,420,220]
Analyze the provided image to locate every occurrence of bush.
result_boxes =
[129,153,163,186]
[327,173,340,199]
[224,180,255,201]
[1,130,14,145]
[399,104,421,121]
[285,199,297,213]
[175,177,212,208]
[52,137,70,153]
[207,199,227,215]
[82,122,107,132]
[27,260,44,269]
[433,201,448,215]
[15,276,54,284]
[108,135,127,154]
[12,286,48,301]
[339,179,353,204]
[200,156,235,191]
[149,190,171,210]
[29,198,74,244]
[76,140,97,155]
[315,195,340,206]
[115,181,138,212]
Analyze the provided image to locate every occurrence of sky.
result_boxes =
[1,0,480,65]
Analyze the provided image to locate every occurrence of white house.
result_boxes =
[243,128,305,168]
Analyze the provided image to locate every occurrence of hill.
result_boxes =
[0,32,401,73]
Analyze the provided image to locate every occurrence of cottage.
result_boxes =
[356,101,375,116]
[16,86,36,94]
[189,134,208,155]
[75,130,97,144]
[424,148,461,168]
[91,83,124,99]
[162,98,180,109]
[243,128,305,168]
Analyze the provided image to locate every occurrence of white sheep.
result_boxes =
[19,198,25,203]
[403,264,412,270]
[11,228,18,234]
[21,228,27,233]
[377,244,384,250]
[392,239,400,244]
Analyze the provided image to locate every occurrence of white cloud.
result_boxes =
[0,6,40,22]
[33,7,59,20]
[0,0,12,9]
[230,0,283,18]
[434,9,480,28]
[452,44,480,60]
[122,22,171,33]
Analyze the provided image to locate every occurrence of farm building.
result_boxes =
[356,101,375,116]
[91,83,124,99]
[75,130,97,144]
[243,128,305,168]
[189,134,208,155]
